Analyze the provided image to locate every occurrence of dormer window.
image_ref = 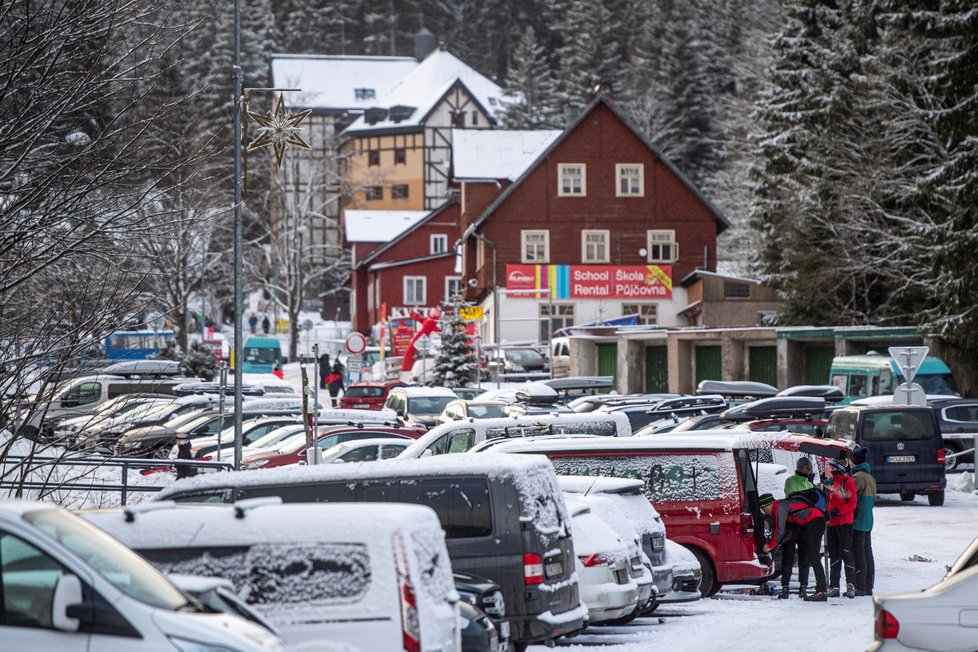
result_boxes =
[354,88,376,100]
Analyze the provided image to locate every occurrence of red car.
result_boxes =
[243,425,422,470]
[338,380,406,411]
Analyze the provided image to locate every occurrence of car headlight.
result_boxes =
[168,636,241,652]
[244,459,269,469]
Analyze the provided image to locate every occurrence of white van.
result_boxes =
[82,499,461,651]
[0,500,281,652]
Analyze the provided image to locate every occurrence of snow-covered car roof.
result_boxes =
[157,452,557,499]
[393,386,457,398]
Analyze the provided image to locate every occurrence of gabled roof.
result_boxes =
[356,201,458,270]
[369,251,456,272]
[344,210,429,244]
[271,54,418,113]
[453,129,562,181]
[342,49,505,134]
[462,95,732,238]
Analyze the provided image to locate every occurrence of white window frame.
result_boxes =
[539,303,576,343]
[581,229,610,263]
[430,234,448,255]
[622,303,658,325]
[646,229,678,263]
[558,163,586,197]
[403,276,426,305]
[521,230,550,263]
[445,276,462,301]
[616,163,644,197]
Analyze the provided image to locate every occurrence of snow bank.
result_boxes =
[947,472,976,493]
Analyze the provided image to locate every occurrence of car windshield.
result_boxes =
[467,404,506,419]
[911,373,960,396]
[345,386,384,398]
[243,347,278,363]
[505,349,544,363]
[408,397,455,415]
[24,509,189,611]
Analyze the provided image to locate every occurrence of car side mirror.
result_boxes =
[297,449,306,458]
[331,458,345,464]
[52,574,83,632]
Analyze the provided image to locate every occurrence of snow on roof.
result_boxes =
[343,49,505,134]
[270,54,418,112]
[452,129,561,181]
[396,386,457,398]
[344,210,429,243]
[157,452,556,499]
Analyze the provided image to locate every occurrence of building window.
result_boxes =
[646,230,677,263]
[394,148,406,165]
[724,281,750,298]
[392,184,409,199]
[471,111,479,125]
[521,230,550,263]
[404,276,426,305]
[368,150,380,166]
[445,276,462,300]
[365,186,383,201]
[558,164,586,196]
[581,230,610,263]
[430,234,448,255]
[540,303,575,342]
[354,88,376,100]
[622,303,658,325]
[616,163,644,197]
[452,111,466,127]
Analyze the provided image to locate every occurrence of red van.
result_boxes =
[482,431,851,596]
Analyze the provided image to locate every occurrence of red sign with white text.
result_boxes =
[505,264,673,299]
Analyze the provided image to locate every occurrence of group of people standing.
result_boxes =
[759,446,877,602]
[318,352,345,406]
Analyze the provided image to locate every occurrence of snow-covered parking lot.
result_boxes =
[532,479,978,651]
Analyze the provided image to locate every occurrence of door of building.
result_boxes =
[695,345,722,386]
[645,346,668,393]
[597,343,618,380]
[804,346,836,385]
[748,346,778,387]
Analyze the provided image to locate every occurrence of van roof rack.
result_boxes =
[233,496,283,518]
[696,380,779,399]
[172,382,266,397]
[123,500,177,522]
[722,396,827,422]
[646,395,728,414]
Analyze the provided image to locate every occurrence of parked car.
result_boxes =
[929,398,978,472]
[168,574,277,634]
[157,454,588,650]
[436,399,509,425]
[569,393,684,413]
[0,499,281,651]
[602,395,729,432]
[662,540,703,604]
[486,347,549,382]
[452,387,483,401]
[563,497,639,624]
[337,380,406,411]
[826,405,946,505]
[503,384,574,417]
[869,534,978,651]
[191,417,301,457]
[477,430,852,596]
[383,386,459,430]
[454,572,509,651]
[243,434,413,470]
[82,500,459,650]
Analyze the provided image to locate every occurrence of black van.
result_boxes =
[157,454,586,650]
[826,405,946,505]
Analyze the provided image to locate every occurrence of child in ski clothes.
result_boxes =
[850,447,877,595]
[760,492,827,601]
[825,458,858,598]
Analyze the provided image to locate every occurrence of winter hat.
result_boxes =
[827,458,849,475]
[758,493,775,508]
[796,457,812,471]
[175,433,189,441]
[849,447,867,465]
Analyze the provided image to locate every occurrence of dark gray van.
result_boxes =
[156,454,586,650]
[826,405,946,505]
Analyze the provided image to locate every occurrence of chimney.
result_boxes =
[414,28,436,61]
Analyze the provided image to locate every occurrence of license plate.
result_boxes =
[887,455,916,463]
[614,568,629,584]
[545,561,564,578]
[354,404,369,409]
[498,621,510,641]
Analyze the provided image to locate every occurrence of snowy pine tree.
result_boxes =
[182,341,218,381]
[554,0,622,114]
[501,26,559,128]
[430,298,477,389]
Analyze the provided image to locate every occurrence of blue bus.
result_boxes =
[240,337,282,374]
[103,331,176,360]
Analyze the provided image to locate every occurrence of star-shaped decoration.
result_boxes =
[246,93,311,167]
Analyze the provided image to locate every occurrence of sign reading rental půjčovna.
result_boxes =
[506,264,672,299]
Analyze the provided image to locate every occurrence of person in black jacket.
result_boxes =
[174,433,197,480]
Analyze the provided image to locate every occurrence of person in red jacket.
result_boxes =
[825,458,858,598]
[760,492,828,601]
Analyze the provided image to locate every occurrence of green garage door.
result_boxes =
[695,345,722,386]
[597,343,617,379]
[749,346,778,387]
[645,346,668,393]
[805,346,836,385]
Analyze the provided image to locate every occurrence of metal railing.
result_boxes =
[0,455,234,506]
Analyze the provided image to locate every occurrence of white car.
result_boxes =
[565,496,639,624]
[869,535,978,651]
[0,500,282,651]
[662,540,703,603]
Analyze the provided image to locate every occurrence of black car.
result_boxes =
[930,398,978,472]
[455,572,508,651]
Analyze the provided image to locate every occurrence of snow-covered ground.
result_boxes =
[531,482,978,651]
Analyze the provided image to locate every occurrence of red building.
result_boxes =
[458,95,731,343]
[347,202,461,333]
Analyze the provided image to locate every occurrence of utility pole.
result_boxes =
[232,0,244,470]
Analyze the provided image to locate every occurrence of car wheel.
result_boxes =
[686,546,718,597]
[899,491,915,502]
[944,444,961,472]
[928,490,945,507]
[510,643,528,652]
[150,445,171,459]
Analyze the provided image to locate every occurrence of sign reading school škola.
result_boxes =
[506,264,672,300]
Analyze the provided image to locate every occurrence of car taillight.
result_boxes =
[393,533,421,652]
[578,553,614,567]
[875,609,899,639]
[740,512,754,535]
[937,448,946,465]
[523,553,544,584]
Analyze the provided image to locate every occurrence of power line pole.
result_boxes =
[232,0,244,470]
